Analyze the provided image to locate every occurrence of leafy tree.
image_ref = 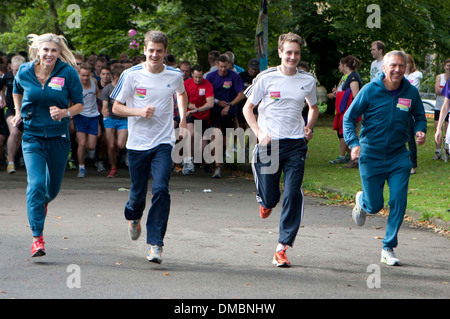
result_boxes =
[1,0,447,106]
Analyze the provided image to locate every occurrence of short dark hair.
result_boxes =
[218,54,230,64]
[191,64,203,73]
[179,60,191,68]
[111,63,126,78]
[100,65,111,73]
[144,30,168,49]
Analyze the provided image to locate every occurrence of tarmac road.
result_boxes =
[0,166,449,301]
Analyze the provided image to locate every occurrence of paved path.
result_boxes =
[1,167,449,301]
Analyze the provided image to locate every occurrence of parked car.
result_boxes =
[422,99,435,118]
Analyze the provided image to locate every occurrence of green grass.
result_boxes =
[304,114,450,222]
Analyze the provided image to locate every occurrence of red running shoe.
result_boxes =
[259,205,272,219]
[273,247,291,267]
[107,168,118,178]
[31,236,46,257]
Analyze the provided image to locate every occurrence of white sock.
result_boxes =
[79,165,85,170]
[276,243,287,252]
[436,149,441,154]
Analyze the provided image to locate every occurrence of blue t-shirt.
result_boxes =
[206,70,244,116]
[441,79,450,99]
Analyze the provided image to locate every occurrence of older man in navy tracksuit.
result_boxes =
[343,51,427,266]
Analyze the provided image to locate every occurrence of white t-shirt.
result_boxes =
[405,71,423,90]
[245,66,317,140]
[370,59,384,82]
[111,64,185,151]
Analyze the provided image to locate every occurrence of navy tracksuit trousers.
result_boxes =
[124,143,173,247]
[251,138,307,247]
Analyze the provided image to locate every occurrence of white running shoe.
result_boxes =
[352,191,366,226]
[182,157,194,175]
[381,248,401,266]
[147,245,163,264]
[95,161,105,172]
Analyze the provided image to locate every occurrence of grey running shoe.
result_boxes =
[381,248,401,266]
[329,156,349,164]
[212,166,221,178]
[95,161,105,172]
[128,220,141,241]
[352,191,367,226]
[432,153,441,160]
[182,157,194,175]
[147,245,163,264]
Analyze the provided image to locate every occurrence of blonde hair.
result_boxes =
[27,33,76,67]
[11,55,26,66]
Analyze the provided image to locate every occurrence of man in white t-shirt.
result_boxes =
[370,40,385,82]
[111,30,188,264]
[243,32,319,268]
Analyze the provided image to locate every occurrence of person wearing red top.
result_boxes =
[183,65,214,174]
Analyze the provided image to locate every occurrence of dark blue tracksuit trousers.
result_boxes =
[251,138,307,247]
[124,143,173,247]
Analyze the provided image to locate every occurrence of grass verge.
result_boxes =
[304,114,449,224]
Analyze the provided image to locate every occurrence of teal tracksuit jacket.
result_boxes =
[343,74,427,248]
[13,59,83,237]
